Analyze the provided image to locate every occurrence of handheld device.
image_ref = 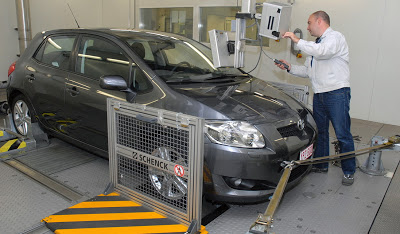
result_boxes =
[274,59,289,70]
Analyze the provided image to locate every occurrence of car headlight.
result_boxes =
[205,121,265,148]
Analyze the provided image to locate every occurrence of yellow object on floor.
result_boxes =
[42,192,207,234]
[0,138,26,153]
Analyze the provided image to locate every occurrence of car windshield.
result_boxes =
[122,33,245,83]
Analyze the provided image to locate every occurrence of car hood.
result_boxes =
[172,78,305,124]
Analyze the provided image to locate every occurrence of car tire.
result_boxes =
[11,94,36,136]
[148,147,188,200]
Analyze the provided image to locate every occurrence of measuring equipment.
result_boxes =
[209,1,292,68]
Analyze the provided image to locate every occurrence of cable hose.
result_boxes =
[245,20,262,74]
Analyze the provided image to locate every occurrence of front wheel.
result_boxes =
[11,94,35,136]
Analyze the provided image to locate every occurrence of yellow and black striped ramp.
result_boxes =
[0,138,26,153]
[42,192,208,234]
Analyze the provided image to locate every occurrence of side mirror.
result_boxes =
[99,75,137,103]
[99,75,128,90]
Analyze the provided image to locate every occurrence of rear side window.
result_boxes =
[34,35,75,70]
[76,36,130,81]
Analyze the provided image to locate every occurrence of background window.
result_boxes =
[140,8,193,38]
[34,35,75,70]
[199,7,269,47]
[76,37,130,80]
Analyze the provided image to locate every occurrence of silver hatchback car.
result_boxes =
[7,28,316,203]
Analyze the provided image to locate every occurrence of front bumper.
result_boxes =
[203,122,316,204]
[204,164,311,203]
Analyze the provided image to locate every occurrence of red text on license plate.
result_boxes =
[300,144,313,160]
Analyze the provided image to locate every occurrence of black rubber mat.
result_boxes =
[15,138,97,175]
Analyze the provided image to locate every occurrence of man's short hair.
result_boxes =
[312,11,330,25]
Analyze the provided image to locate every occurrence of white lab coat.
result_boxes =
[289,27,350,93]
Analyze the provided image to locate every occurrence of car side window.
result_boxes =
[76,36,130,81]
[131,65,152,92]
[34,35,75,70]
[127,41,153,92]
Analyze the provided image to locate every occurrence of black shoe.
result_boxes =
[342,174,354,186]
[310,167,328,173]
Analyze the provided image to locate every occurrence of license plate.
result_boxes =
[300,144,313,160]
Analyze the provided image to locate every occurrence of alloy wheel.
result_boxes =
[149,147,188,200]
[13,99,31,136]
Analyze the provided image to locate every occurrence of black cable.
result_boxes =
[255,20,278,64]
[243,18,286,74]
[261,47,274,60]
[244,20,262,74]
[247,20,257,28]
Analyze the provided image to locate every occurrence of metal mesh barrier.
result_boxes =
[107,99,204,229]
[116,113,189,158]
[117,154,188,211]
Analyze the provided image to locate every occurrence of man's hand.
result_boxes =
[274,59,291,71]
[283,32,300,43]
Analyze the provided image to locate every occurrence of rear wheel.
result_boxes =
[11,94,35,136]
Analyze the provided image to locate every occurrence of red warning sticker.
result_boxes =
[174,165,185,177]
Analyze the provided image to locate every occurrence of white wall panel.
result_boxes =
[30,0,102,35]
[0,1,18,82]
[102,0,131,28]
[368,0,400,125]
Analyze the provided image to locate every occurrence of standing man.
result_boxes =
[275,11,356,186]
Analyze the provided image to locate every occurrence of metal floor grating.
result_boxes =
[0,162,72,234]
[15,138,97,175]
[0,143,110,234]
[369,159,400,233]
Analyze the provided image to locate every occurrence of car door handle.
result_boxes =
[67,86,80,95]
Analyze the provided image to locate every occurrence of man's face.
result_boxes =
[307,15,319,37]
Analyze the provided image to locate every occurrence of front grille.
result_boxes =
[277,109,309,138]
[288,165,309,182]
[277,124,303,138]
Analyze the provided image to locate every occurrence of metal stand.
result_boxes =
[360,136,386,176]
[331,135,361,169]
[247,135,400,233]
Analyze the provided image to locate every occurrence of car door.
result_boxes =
[64,35,133,152]
[25,34,76,130]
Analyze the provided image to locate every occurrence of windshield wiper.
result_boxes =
[197,73,249,80]
[166,73,249,83]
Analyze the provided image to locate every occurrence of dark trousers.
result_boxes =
[313,87,356,175]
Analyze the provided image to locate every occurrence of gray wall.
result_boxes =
[1,0,399,126]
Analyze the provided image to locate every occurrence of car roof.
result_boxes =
[41,28,191,42]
